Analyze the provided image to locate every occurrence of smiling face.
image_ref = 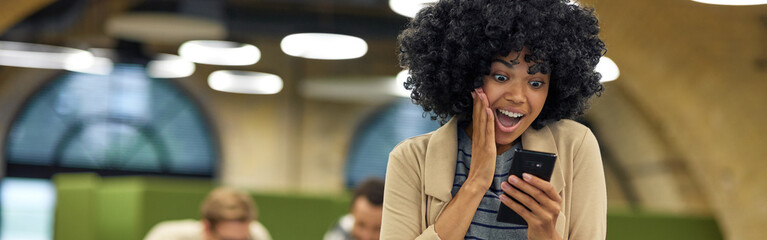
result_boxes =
[481,48,550,153]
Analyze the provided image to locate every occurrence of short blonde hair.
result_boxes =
[200,187,257,227]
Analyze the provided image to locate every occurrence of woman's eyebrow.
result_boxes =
[492,59,516,69]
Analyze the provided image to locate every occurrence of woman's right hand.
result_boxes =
[468,88,497,189]
[432,88,499,239]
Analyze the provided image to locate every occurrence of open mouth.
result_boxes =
[496,109,524,130]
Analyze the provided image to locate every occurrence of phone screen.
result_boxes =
[496,148,557,225]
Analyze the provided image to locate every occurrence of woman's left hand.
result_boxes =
[500,173,563,240]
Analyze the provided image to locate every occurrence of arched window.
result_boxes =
[345,98,441,188]
[4,64,218,178]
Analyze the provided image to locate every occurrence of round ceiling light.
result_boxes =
[596,56,620,83]
[393,70,412,98]
[389,0,438,18]
[208,70,283,94]
[75,56,114,75]
[280,33,368,60]
[0,41,96,72]
[179,40,260,66]
[691,0,767,5]
[147,54,195,78]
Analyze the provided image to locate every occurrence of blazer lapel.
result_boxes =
[423,118,459,203]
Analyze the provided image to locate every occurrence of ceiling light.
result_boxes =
[280,33,368,60]
[389,0,438,18]
[596,57,620,83]
[393,70,412,98]
[208,70,283,94]
[72,57,114,75]
[65,48,116,75]
[179,40,260,66]
[691,0,767,5]
[147,54,195,78]
[0,41,95,71]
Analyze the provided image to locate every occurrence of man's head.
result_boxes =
[200,187,256,240]
[350,178,385,240]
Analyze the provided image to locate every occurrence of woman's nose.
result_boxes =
[506,80,526,104]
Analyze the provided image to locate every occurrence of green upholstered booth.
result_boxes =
[606,211,723,240]
[53,173,99,240]
[53,173,722,240]
[53,173,349,240]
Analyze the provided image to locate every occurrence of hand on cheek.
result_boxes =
[467,88,497,189]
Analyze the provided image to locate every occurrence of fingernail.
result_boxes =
[509,176,518,184]
[471,91,476,99]
[501,182,509,190]
[499,194,507,201]
[523,173,532,181]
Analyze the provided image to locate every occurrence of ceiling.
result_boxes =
[0,0,409,66]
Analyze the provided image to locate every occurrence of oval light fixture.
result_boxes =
[389,0,439,18]
[179,40,260,66]
[208,70,283,94]
[70,48,115,75]
[280,33,368,60]
[691,0,767,5]
[596,56,620,83]
[0,41,96,72]
[147,54,195,78]
[393,70,412,98]
[74,56,114,75]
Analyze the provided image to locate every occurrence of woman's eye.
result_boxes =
[493,74,509,82]
[530,81,544,88]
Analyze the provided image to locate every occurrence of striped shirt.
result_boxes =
[452,123,527,239]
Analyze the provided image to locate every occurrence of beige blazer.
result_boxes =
[381,118,606,240]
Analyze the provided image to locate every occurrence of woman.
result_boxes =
[381,0,607,239]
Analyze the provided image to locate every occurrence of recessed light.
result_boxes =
[147,54,195,78]
[208,70,283,94]
[0,41,96,72]
[692,0,767,5]
[596,57,620,83]
[280,33,368,60]
[389,0,438,18]
[393,70,412,98]
[179,40,260,66]
[73,56,114,75]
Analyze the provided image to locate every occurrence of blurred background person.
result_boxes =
[324,178,385,240]
[144,187,271,240]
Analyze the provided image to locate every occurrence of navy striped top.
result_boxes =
[451,123,528,239]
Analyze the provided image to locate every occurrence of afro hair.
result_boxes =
[398,0,606,129]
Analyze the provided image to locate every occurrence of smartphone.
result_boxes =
[496,148,557,225]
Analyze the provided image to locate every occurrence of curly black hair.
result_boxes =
[398,0,605,129]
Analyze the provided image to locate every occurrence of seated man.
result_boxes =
[144,187,271,240]
[324,178,384,240]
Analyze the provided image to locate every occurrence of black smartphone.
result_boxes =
[496,148,557,225]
